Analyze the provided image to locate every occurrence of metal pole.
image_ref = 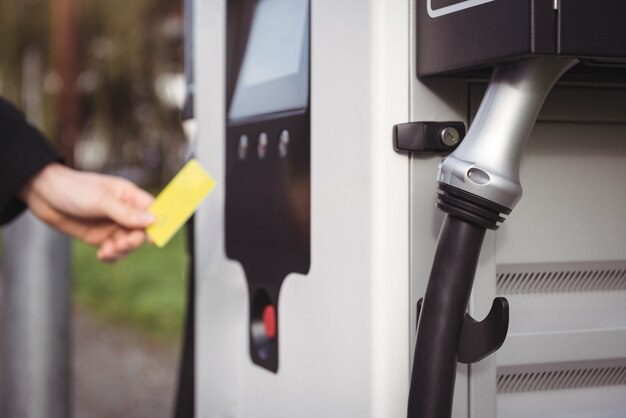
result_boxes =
[1,212,71,418]
[0,43,72,418]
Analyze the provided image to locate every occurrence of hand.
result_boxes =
[20,163,155,263]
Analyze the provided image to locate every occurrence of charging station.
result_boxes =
[191,0,626,416]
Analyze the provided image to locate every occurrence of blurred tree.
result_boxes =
[77,0,186,184]
[0,0,185,186]
[0,0,53,129]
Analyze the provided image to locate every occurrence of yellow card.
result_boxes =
[147,159,215,247]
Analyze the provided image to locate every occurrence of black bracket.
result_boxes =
[393,121,466,153]
[458,297,509,363]
[415,296,509,364]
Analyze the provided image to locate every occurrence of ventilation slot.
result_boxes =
[498,366,626,394]
[497,261,626,294]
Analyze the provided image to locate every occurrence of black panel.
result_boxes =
[417,0,538,76]
[226,0,310,373]
[559,0,626,61]
[417,0,626,77]
[431,0,474,9]
[225,113,310,372]
[225,113,311,282]
[533,0,558,55]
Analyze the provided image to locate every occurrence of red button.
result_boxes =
[262,305,276,339]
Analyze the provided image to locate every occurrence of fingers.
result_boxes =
[97,229,148,263]
[97,240,118,263]
[41,211,148,263]
[80,222,119,246]
[118,181,155,209]
[100,180,156,230]
[34,200,149,263]
[113,229,146,254]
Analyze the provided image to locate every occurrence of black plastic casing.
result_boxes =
[225,111,311,372]
[393,122,465,153]
[225,0,311,373]
[417,0,626,77]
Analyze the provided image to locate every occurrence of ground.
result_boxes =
[73,308,180,418]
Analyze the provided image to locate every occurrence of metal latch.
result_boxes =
[393,121,466,153]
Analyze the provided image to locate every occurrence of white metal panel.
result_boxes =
[498,386,626,418]
[194,1,248,417]
[367,0,411,415]
[194,0,411,416]
[497,122,626,264]
[409,2,474,412]
[500,331,626,368]
[488,84,626,417]
[451,81,626,417]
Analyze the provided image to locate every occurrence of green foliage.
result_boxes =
[0,0,52,108]
[77,0,186,180]
[73,229,188,339]
[0,0,186,184]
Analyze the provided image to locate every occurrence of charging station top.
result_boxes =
[417,0,626,77]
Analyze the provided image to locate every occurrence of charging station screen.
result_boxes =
[229,0,309,121]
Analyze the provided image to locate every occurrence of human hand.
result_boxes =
[20,163,155,262]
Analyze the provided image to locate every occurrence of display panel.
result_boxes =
[229,0,309,121]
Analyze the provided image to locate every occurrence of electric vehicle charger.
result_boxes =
[191,1,626,416]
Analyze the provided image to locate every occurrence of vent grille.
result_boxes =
[497,262,626,294]
[498,366,626,394]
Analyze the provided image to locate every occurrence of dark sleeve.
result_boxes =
[0,98,63,225]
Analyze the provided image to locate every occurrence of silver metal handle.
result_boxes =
[438,57,578,210]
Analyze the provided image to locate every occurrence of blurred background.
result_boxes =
[0,0,189,416]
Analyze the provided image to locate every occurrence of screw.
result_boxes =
[440,126,460,147]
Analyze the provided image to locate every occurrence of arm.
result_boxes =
[0,98,61,224]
